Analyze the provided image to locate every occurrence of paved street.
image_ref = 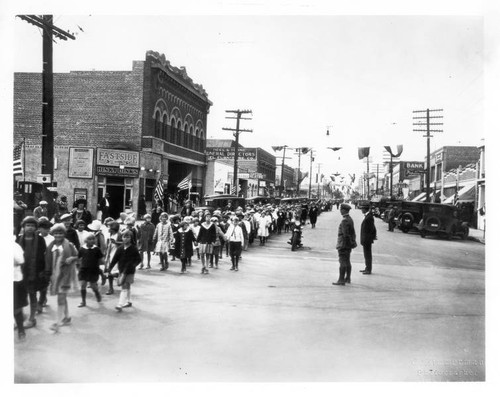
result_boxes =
[14,208,485,382]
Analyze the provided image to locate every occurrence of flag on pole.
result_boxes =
[384,145,404,158]
[154,171,164,202]
[271,146,285,152]
[13,140,24,176]
[358,147,370,160]
[177,172,192,191]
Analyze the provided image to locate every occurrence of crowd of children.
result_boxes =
[14,200,325,340]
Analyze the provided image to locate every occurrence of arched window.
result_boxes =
[162,114,168,141]
[189,126,194,149]
[170,117,177,144]
[154,111,161,137]
[176,121,182,146]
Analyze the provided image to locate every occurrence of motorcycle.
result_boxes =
[287,220,303,251]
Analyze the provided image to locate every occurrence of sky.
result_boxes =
[4,8,486,185]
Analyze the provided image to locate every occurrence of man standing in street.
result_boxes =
[359,204,377,275]
[333,203,357,286]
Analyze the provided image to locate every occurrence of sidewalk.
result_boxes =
[468,227,485,244]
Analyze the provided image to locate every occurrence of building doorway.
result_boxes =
[106,184,125,219]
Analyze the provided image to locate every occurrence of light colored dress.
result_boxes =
[257,215,272,237]
[154,221,173,253]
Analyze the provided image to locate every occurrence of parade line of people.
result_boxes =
[14,198,328,340]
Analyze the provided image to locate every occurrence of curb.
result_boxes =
[468,236,485,244]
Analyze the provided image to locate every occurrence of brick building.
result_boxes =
[427,146,480,201]
[205,139,277,197]
[13,51,212,218]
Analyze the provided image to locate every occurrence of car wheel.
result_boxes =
[425,216,441,231]
[420,231,426,238]
[401,227,409,233]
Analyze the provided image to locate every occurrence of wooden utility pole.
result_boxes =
[413,109,443,202]
[17,15,76,185]
[308,150,315,199]
[222,109,252,196]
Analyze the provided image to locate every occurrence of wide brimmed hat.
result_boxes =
[39,200,48,205]
[60,213,72,221]
[88,220,103,231]
[74,219,86,227]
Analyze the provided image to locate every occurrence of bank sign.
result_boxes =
[404,161,425,177]
[206,147,257,161]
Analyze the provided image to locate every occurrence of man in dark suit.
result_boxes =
[98,193,111,221]
[333,203,357,286]
[359,204,377,275]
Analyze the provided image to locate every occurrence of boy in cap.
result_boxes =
[17,216,48,328]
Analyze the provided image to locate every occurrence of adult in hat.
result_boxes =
[33,200,49,220]
[333,203,357,286]
[359,203,377,275]
[72,199,93,226]
[180,199,195,218]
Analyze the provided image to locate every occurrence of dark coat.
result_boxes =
[309,207,318,223]
[360,211,377,246]
[174,229,195,258]
[197,223,217,244]
[109,244,142,275]
[72,209,93,226]
[17,234,47,289]
[336,214,357,250]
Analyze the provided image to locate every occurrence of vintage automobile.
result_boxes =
[203,194,246,210]
[394,201,426,233]
[417,203,469,240]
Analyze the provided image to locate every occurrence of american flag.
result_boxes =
[177,172,192,191]
[154,171,164,202]
[13,140,24,176]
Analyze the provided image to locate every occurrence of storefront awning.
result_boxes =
[442,183,476,204]
[411,192,427,202]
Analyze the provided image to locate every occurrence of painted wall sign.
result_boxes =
[206,148,257,161]
[69,147,94,178]
[96,165,140,177]
[97,148,140,168]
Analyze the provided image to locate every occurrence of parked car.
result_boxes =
[417,203,469,240]
[395,201,426,233]
[203,194,246,210]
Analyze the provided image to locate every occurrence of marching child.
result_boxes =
[108,230,142,312]
[173,221,195,273]
[77,234,104,307]
[103,221,122,295]
[45,223,79,332]
[138,214,155,269]
[153,212,173,271]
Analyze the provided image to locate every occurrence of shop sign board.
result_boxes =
[96,165,140,177]
[206,148,257,161]
[97,148,140,168]
[69,147,94,178]
[404,161,425,177]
